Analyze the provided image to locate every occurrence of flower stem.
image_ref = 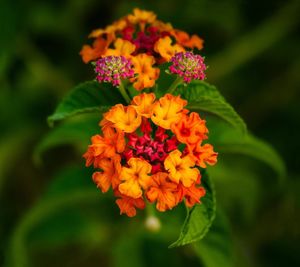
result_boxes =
[167,76,183,95]
[118,82,131,104]
[145,204,161,232]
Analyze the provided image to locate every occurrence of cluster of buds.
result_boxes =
[169,52,206,83]
[83,93,217,217]
[94,56,134,86]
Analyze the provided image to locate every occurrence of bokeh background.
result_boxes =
[1,0,299,266]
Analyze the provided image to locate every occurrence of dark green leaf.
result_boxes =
[48,81,125,125]
[218,134,286,179]
[34,114,99,164]
[175,81,247,134]
[208,162,261,223]
[208,119,286,180]
[194,209,234,267]
[169,172,216,248]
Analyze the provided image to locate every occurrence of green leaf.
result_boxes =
[48,81,125,125]
[208,119,286,180]
[194,209,234,267]
[169,172,216,248]
[207,162,261,224]
[113,232,145,267]
[34,114,99,164]
[175,81,247,134]
[219,134,286,179]
[6,165,115,267]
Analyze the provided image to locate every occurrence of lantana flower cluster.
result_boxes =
[80,8,205,90]
[83,93,217,217]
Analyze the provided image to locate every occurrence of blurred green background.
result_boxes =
[1,0,299,266]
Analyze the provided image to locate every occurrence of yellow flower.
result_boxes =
[131,53,160,90]
[104,38,136,58]
[154,36,185,61]
[119,158,152,198]
[128,8,157,31]
[164,150,199,187]
[146,172,178,212]
[104,104,142,133]
[88,19,127,39]
[131,93,156,118]
[151,94,187,129]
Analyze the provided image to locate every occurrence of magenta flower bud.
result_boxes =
[169,52,206,83]
[94,56,134,87]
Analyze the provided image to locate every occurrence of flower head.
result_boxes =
[84,93,217,217]
[94,56,134,87]
[170,51,206,83]
[80,9,207,91]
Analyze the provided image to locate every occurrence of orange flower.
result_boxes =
[189,143,218,168]
[164,149,199,187]
[146,172,178,212]
[154,36,185,61]
[83,127,125,167]
[152,20,173,32]
[128,8,157,31]
[104,104,142,133]
[171,30,203,50]
[89,19,127,39]
[119,158,152,198]
[80,37,110,63]
[131,53,160,90]
[171,112,208,147]
[131,93,156,118]
[115,190,145,217]
[151,94,187,129]
[92,155,122,192]
[104,38,136,58]
[177,179,206,207]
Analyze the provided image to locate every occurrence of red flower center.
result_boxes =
[122,123,179,174]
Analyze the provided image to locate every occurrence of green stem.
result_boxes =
[167,76,183,95]
[146,203,156,217]
[118,82,131,104]
[145,204,161,232]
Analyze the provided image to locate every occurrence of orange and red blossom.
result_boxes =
[115,190,146,217]
[84,93,217,217]
[104,104,141,133]
[151,94,187,129]
[154,36,185,61]
[83,126,125,168]
[119,158,152,198]
[131,93,156,118]
[164,150,199,187]
[171,112,208,148]
[130,53,160,91]
[80,8,205,91]
[146,172,178,212]
[92,155,122,193]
